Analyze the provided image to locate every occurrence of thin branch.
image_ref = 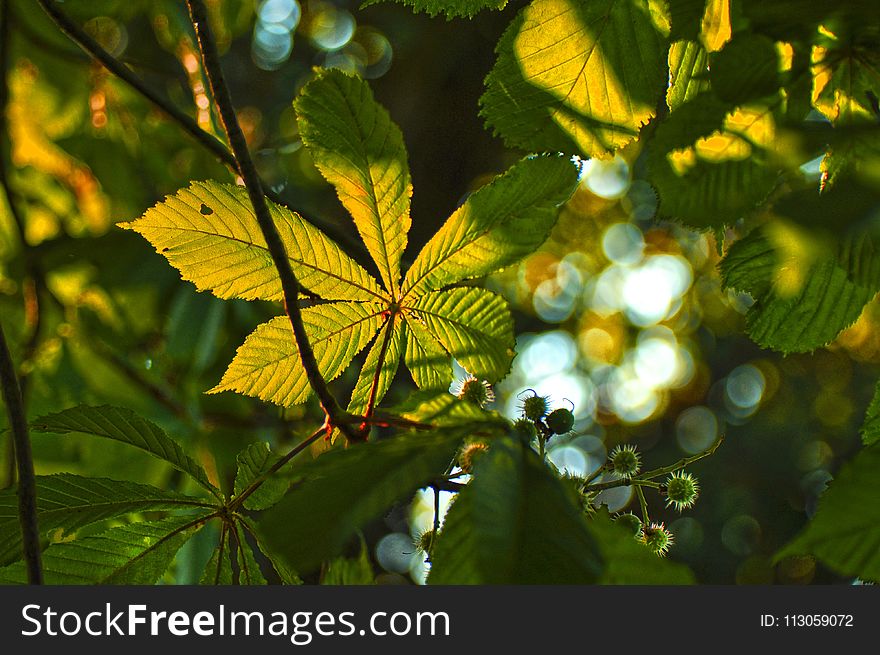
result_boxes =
[0,323,42,584]
[34,0,236,170]
[35,0,370,262]
[185,0,357,441]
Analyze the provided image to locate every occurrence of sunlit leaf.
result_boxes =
[428,437,603,583]
[406,287,514,382]
[296,69,410,298]
[812,36,880,126]
[481,0,670,157]
[256,430,465,574]
[667,40,710,111]
[360,0,507,19]
[401,155,578,297]
[30,405,218,495]
[120,181,386,303]
[777,443,880,582]
[0,474,209,566]
[404,319,452,390]
[0,515,207,584]
[211,303,386,406]
[346,319,405,418]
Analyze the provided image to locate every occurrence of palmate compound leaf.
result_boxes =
[119,180,386,303]
[0,514,209,584]
[428,436,603,584]
[128,70,576,413]
[218,75,574,409]
[777,443,880,582]
[359,0,507,19]
[720,226,880,353]
[255,429,473,574]
[30,405,219,496]
[0,474,210,566]
[480,0,670,158]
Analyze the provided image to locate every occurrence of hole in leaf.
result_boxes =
[200,203,214,215]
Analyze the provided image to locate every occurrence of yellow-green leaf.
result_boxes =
[404,318,452,389]
[406,287,514,382]
[211,303,386,406]
[667,40,710,111]
[296,69,411,298]
[401,154,578,297]
[481,0,670,157]
[120,181,386,303]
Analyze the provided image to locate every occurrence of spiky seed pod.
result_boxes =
[414,528,436,554]
[664,471,699,511]
[642,522,674,556]
[608,444,641,479]
[614,512,643,538]
[546,407,575,435]
[455,376,495,407]
[510,418,538,444]
[458,441,490,474]
[520,391,550,421]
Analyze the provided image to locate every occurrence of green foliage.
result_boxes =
[481,0,669,158]
[255,429,474,574]
[588,511,694,584]
[0,474,209,566]
[130,70,578,411]
[720,229,880,353]
[429,437,603,584]
[361,0,508,19]
[777,444,880,582]
[2,0,879,588]
[0,515,207,584]
[29,405,219,496]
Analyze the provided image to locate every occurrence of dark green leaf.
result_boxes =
[710,33,782,104]
[233,442,289,511]
[0,473,209,566]
[0,515,207,584]
[428,438,603,584]
[777,444,880,582]
[256,431,465,574]
[30,405,218,495]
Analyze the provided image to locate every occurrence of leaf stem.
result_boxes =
[185,0,356,441]
[0,323,42,584]
[359,314,396,438]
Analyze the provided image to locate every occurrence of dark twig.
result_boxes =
[35,0,369,261]
[0,323,42,584]
[185,0,357,441]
